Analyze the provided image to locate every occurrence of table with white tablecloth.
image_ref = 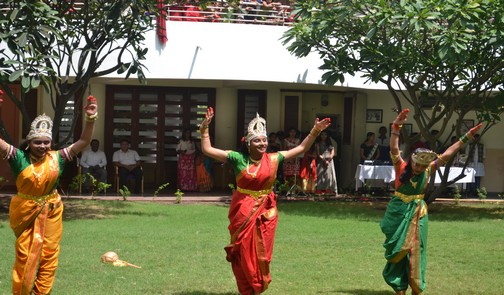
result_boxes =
[355,164,475,190]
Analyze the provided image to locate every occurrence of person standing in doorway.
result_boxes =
[176,128,197,191]
[465,133,486,196]
[315,130,338,195]
[282,127,301,187]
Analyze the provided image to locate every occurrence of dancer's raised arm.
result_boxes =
[438,123,482,164]
[280,117,331,161]
[70,95,98,155]
[389,108,410,159]
[199,107,229,163]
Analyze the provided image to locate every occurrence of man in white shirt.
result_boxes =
[113,138,143,194]
[80,139,107,193]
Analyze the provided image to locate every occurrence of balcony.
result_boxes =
[164,1,295,25]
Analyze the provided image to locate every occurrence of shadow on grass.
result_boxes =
[427,202,504,221]
[171,292,237,295]
[314,290,391,294]
[278,199,504,222]
[317,289,391,294]
[2,196,502,223]
[0,196,143,222]
[278,200,387,222]
[62,198,133,221]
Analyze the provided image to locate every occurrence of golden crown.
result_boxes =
[244,113,267,144]
[26,114,53,140]
[411,149,438,166]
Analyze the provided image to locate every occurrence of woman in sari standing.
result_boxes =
[282,127,301,187]
[314,130,338,195]
[299,144,317,194]
[0,91,98,295]
[380,109,481,295]
[176,128,197,191]
[199,108,330,295]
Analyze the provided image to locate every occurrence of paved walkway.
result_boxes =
[61,194,504,204]
[1,191,502,204]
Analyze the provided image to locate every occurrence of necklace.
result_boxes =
[409,176,418,189]
[30,156,45,183]
[249,156,262,164]
[246,158,262,178]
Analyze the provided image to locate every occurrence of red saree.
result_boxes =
[225,151,282,294]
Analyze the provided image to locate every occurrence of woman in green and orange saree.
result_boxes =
[0,91,98,295]
[381,109,482,295]
[199,108,330,295]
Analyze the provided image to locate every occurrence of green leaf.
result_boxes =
[21,76,30,89]
[31,76,41,88]
[17,32,28,47]
[366,27,377,39]
[9,69,23,82]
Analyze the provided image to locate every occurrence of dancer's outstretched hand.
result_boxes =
[468,123,483,137]
[84,95,98,116]
[393,108,410,125]
[314,117,331,131]
[202,107,214,127]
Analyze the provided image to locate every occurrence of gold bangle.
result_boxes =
[310,129,321,137]
[85,112,98,122]
[201,135,210,139]
[391,132,400,136]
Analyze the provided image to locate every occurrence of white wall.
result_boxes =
[91,21,385,90]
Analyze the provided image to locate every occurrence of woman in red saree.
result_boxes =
[176,129,197,191]
[0,91,98,295]
[199,108,330,294]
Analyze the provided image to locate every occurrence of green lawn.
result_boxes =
[0,199,502,295]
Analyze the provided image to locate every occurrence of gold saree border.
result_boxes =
[17,190,59,205]
[237,187,272,200]
[387,201,425,294]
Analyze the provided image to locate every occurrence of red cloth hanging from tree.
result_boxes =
[157,0,168,44]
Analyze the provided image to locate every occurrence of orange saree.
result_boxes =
[8,148,67,295]
[225,151,282,295]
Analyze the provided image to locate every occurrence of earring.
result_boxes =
[25,145,29,151]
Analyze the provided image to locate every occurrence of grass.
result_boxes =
[0,199,502,294]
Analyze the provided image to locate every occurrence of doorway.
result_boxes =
[105,85,216,191]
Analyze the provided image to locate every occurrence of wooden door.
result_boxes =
[0,86,21,190]
[237,90,267,148]
[284,95,300,131]
[105,86,215,192]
